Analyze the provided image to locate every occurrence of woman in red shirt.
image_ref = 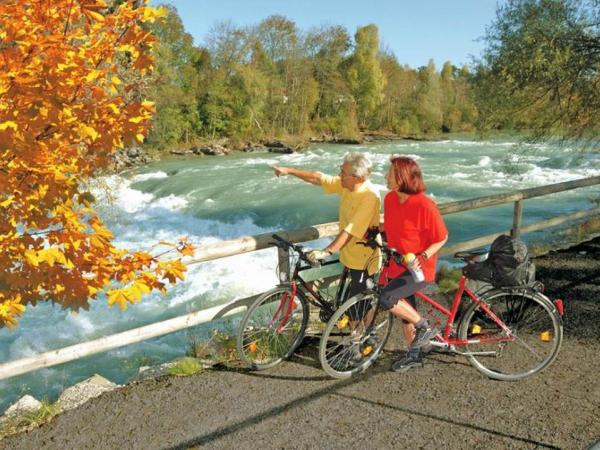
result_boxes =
[381,156,448,372]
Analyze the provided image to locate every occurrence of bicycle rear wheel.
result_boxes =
[319,290,393,379]
[458,289,562,381]
[237,286,309,370]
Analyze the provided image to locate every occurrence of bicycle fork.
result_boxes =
[270,282,298,335]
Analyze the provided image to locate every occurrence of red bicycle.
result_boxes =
[319,242,564,380]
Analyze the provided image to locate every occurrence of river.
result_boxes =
[1,139,599,412]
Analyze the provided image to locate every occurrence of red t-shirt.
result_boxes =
[383,192,448,282]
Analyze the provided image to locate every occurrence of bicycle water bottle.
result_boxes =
[403,253,425,282]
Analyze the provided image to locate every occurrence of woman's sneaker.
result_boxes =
[410,324,438,349]
[391,350,423,373]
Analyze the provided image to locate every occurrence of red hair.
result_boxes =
[390,156,426,194]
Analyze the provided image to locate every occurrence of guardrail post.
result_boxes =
[277,247,290,282]
[512,199,523,238]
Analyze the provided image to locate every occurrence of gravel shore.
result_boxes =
[3,237,600,450]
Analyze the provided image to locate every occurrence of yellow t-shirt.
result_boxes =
[320,174,382,275]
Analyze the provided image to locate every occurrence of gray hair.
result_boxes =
[343,152,372,178]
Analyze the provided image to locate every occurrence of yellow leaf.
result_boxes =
[25,250,39,267]
[0,121,17,131]
[54,284,65,294]
[135,133,145,143]
[141,100,155,111]
[107,289,129,311]
[79,124,99,141]
[130,280,151,298]
[111,76,121,86]
[85,70,101,82]
[128,116,144,124]
[117,44,135,53]
[38,184,48,198]
[0,196,14,207]
[141,6,167,23]
[86,10,105,22]
[107,104,120,114]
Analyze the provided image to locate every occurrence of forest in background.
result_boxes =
[143,0,600,153]
[142,1,600,153]
[143,7,480,151]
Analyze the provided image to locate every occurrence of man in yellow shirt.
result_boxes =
[272,152,381,302]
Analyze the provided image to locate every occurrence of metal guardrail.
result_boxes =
[1,175,599,381]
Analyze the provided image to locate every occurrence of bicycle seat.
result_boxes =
[454,250,488,263]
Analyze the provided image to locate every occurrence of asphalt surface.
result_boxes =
[2,238,600,450]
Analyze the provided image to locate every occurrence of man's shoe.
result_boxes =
[410,325,438,349]
[391,351,423,373]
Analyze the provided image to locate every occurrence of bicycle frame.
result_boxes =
[292,258,351,315]
[270,251,352,334]
[414,275,514,346]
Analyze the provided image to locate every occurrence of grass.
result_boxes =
[0,399,61,440]
[167,357,203,377]
[530,217,600,256]
[189,329,238,366]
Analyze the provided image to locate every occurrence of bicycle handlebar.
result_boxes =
[357,239,403,265]
[271,234,320,267]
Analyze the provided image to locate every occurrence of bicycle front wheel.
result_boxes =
[237,286,309,370]
[458,289,562,381]
[319,290,393,379]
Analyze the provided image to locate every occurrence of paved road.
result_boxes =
[3,238,600,450]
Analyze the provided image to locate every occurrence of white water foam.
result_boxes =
[478,156,492,167]
[132,171,169,182]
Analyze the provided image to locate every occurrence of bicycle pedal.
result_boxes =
[361,345,373,356]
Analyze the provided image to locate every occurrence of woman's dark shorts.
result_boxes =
[379,272,427,322]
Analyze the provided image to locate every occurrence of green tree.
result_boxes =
[306,26,358,137]
[375,53,419,135]
[415,60,443,133]
[346,24,386,128]
[146,5,205,148]
[476,0,600,139]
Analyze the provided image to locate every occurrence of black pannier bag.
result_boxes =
[463,235,535,287]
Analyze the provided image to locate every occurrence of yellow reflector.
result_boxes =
[472,324,482,334]
[540,331,551,342]
[248,342,258,353]
[361,345,373,356]
[337,315,349,329]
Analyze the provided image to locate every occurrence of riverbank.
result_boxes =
[2,236,599,449]
[111,130,467,171]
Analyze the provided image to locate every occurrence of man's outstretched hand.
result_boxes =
[272,165,289,177]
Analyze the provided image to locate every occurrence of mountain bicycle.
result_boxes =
[236,234,393,373]
[320,239,564,380]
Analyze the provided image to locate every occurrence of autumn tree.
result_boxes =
[0,0,194,328]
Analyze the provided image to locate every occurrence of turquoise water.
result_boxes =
[1,139,599,411]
